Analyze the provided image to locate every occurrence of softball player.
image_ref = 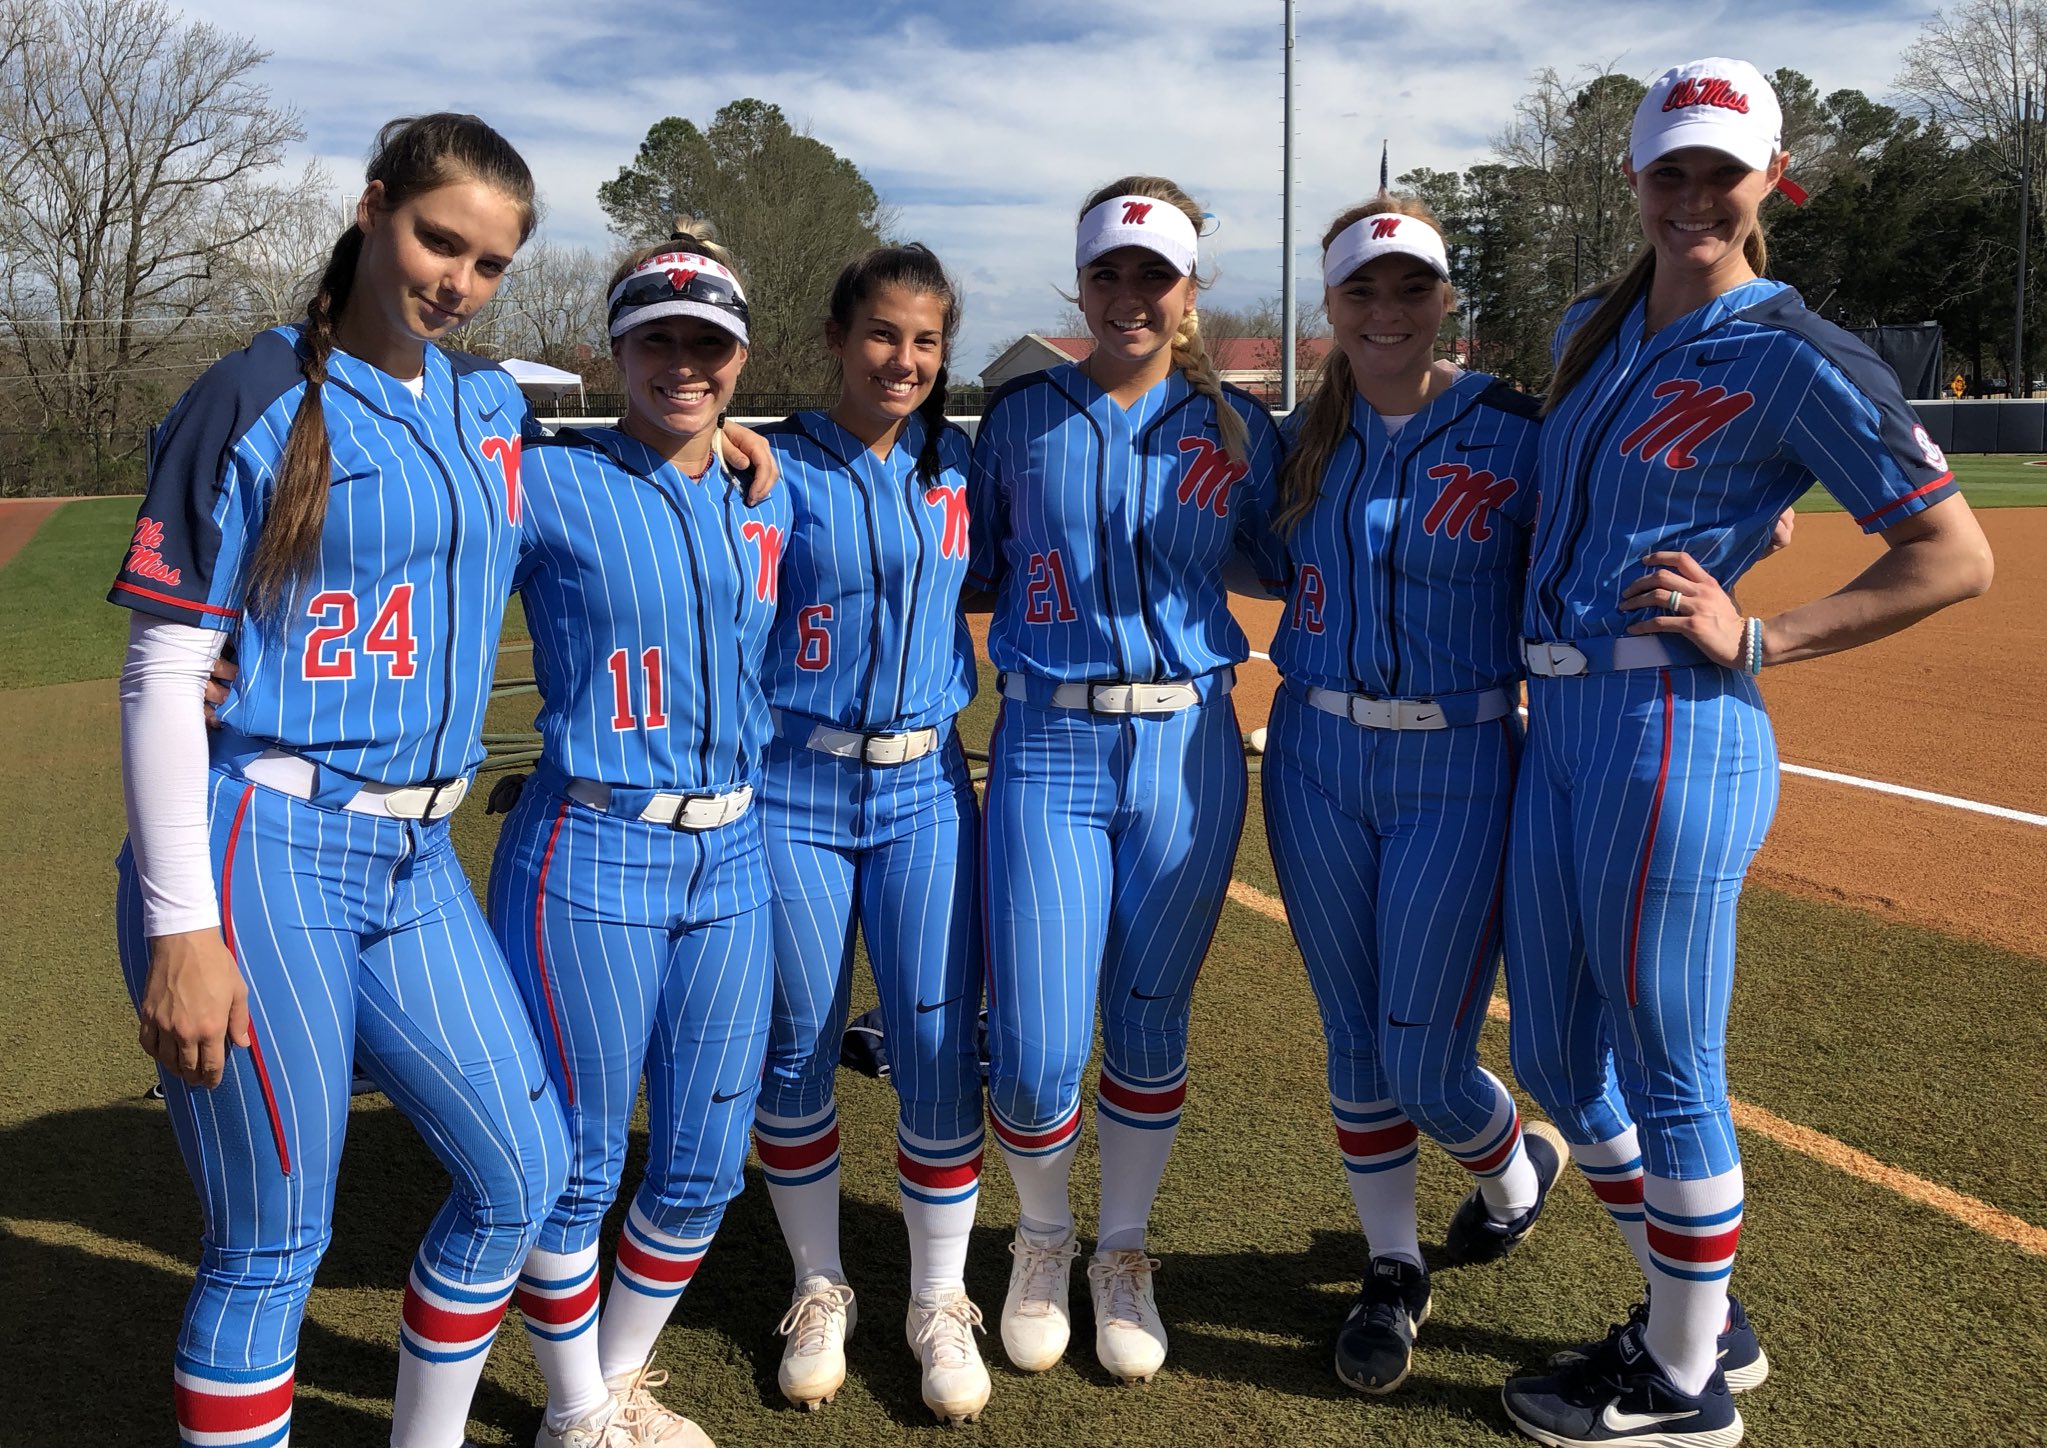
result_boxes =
[489,228,787,1448]
[1498,60,1992,1448]
[969,176,1284,1384]
[111,114,572,1448]
[1260,197,1568,1396]
[749,244,988,1425]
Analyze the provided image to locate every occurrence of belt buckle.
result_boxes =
[668,791,718,832]
[418,777,465,820]
[1345,693,1384,729]
[1087,683,1127,715]
[861,732,903,765]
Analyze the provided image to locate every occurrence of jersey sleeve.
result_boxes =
[1551,297,1602,369]
[1227,390,1291,594]
[108,333,301,629]
[966,408,1009,592]
[1781,348,1957,534]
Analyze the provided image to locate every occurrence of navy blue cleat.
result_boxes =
[1442,1120,1568,1266]
[1334,1256,1432,1394]
[1548,1296,1768,1393]
[1503,1320,1743,1447]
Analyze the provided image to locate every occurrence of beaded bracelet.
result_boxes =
[1742,617,1765,675]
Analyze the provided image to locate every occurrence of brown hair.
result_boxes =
[1275,192,1452,534]
[246,113,536,620]
[1076,175,1247,464]
[826,242,962,485]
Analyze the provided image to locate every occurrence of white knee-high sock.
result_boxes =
[898,1123,984,1295]
[1094,1062,1187,1252]
[1437,1070,1541,1218]
[596,1203,713,1384]
[992,1099,1082,1238]
[1642,1165,1744,1396]
[1570,1128,1654,1282]
[515,1243,608,1431]
[390,1255,516,1447]
[754,1101,844,1283]
[1332,1095,1422,1267]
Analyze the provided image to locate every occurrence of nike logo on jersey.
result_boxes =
[1692,350,1740,367]
[916,994,963,1014]
[711,1087,747,1104]
[529,1083,546,1101]
[1422,464,1518,542]
[1598,1404,1695,1432]
[1619,378,1755,470]
[1453,440,1501,452]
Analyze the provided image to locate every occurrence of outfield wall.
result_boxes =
[1899,400,2046,455]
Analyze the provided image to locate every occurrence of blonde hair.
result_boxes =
[1076,175,1247,465]
[1275,192,1452,535]
[610,218,746,469]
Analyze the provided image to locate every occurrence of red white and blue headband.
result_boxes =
[1075,194,1200,275]
[607,251,750,344]
[1322,212,1450,287]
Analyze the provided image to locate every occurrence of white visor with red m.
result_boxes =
[607,252,751,343]
[1075,195,1200,275]
[1323,212,1451,286]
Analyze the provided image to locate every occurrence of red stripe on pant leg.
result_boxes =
[1453,806,1512,1026]
[1647,1221,1742,1264]
[1625,670,1676,1010]
[530,801,576,1106]
[614,1235,701,1286]
[1096,1070,1187,1115]
[1337,1120,1419,1157]
[898,1147,984,1191]
[755,1125,840,1173]
[1587,1175,1645,1207]
[175,1377,294,1433]
[402,1288,508,1346]
[515,1276,600,1326]
[218,784,291,1177]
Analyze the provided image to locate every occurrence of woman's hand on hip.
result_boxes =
[1621,550,1744,666]
[138,929,251,1090]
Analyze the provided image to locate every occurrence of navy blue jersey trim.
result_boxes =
[1474,379,1541,421]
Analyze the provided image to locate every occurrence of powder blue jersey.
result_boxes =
[1271,374,1540,698]
[109,325,531,785]
[967,364,1284,682]
[757,411,975,731]
[1528,278,1957,641]
[514,426,789,791]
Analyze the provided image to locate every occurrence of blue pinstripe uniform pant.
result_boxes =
[981,689,1246,1137]
[1504,666,1778,1180]
[1262,684,1519,1140]
[486,771,774,1251]
[115,770,570,1382]
[756,727,983,1141]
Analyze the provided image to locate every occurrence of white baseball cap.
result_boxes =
[1631,58,1782,172]
[1075,194,1200,275]
[1322,211,1451,287]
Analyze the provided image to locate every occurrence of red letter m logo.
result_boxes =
[740,521,783,603]
[1422,465,1518,541]
[1369,216,1401,239]
[1619,379,1754,470]
[924,484,970,558]
[1120,200,1153,225]
[1175,437,1247,517]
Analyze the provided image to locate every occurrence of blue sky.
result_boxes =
[177,0,1933,373]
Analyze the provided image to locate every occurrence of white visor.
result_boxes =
[1075,195,1199,275]
[1322,212,1450,287]
[606,252,750,345]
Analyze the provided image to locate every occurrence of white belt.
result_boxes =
[803,721,940,766]
[1304,686,1513,731]
[563,777,754,830]
[1002,676,1208,714]
[1521,636,1696,678]
[242,750,470,822]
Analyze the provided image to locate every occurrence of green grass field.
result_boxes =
[4,500,2043,1446]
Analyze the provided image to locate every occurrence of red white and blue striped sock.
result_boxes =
[1643,1165,1744,1395]
[173,1356,293,1447]
[390,1255,516,1447]
[1569,1130,1653,1281]
[1439,1070,1541,1218]
[992,1098,1082,1238]
[1332,1095,1422,1266]
[596,1203,713,1383]
[898,1123,985,1295]
[515,1243,608,1431]
[755,1101,844,1283]
[1095,1062,1188,1251]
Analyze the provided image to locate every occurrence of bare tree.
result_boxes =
[493,239,611,367]
[208,179,348,341]
[1897,0,2047,171]
[0,0,305,477]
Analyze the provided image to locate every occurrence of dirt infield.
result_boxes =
[0,498,67,568]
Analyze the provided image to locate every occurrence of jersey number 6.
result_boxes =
[302,586,417,680]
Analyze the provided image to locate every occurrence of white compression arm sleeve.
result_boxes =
[120,613,230,937]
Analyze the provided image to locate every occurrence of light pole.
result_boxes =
[1280,0,1297,412]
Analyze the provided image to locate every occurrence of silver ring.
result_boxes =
[1665,589,1683,616]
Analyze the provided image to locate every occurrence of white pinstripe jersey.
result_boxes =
[1530,278,1957,641]
[109,326,530,784]
[967,363,1284,682]
[514,426,789,791]
[1272,375,1540,698]
[757,411,975,731]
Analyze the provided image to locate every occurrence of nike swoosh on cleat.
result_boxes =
[1599,1404,1694,1432]
[916,995,962,1014]
[711,1087,746,1104]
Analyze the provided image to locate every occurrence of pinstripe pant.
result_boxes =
[115,772,570,1381]
[1504,666,1778,1180]
[486,776,774,1250]
[981,694,1246,1135]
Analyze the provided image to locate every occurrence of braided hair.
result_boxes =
[825,242,962,485]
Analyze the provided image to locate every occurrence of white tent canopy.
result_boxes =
[500,358,586,412]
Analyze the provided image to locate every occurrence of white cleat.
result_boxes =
[906,1287,992,1425]
[1087,1248,1167,1384]
[601,1362,714,1447]
[534,1397,633,1448]
[1000,1225,1079,1371]
[775,1272,856,1411]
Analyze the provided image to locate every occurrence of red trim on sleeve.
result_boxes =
[1853,473,1954,527]
[112,579,241,618]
